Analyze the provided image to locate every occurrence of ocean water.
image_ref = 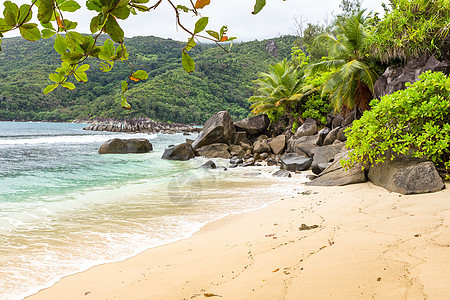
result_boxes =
[0,122,302,299]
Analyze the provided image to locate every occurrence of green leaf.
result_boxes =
[44,84,59,94]
[90,14,102,33]
[121,95,131,109]
[132,4,148,12]
[114,44,128,61]
[74,71,88,82]
[112,6,130,20]
[0,18,14,33]
[58,0,81,12]
[130,0,150,3]
[206,30,219,40]
[131,70,148,80]
[41,21,55,30]
[18,4,32,24]
[99,61,114,72]
[86,0,102,12]
[219,25,227,39]
[49,73,61,83]
[64,20,78,30]
[252,0,266,14]
[4,1,19,26]
[121,81,128,92]
[105,16,124,43]
[41,28,55,38]
[194,17,208,34]
[77,64,90,73]
[61,52,83,63]
[182,51,195,73]
[176,5,190,13]
[54,34,67,55]
[61,82,76,89]
[19,23,41,41]
[38,0,54,24]
[185,38,196,51]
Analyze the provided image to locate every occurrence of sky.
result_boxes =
[3,0,386,42]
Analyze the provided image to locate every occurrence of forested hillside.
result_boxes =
[0,35,297,123]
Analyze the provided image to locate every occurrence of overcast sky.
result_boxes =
[3,0,386,42]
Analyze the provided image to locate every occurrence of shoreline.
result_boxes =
[8,165,301,300]
[27,181,450,299]
[20,176,295,300]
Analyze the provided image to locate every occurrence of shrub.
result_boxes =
[300,93,331,125]
[367,0,450,63]
[344,71,450,179]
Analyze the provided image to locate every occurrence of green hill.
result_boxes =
[0,35,298,123]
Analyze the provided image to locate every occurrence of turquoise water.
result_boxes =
[0,122,300,299]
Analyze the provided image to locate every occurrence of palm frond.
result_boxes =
[307,59,346,76]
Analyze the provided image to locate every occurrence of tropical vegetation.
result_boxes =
[308,10,379,112]
[0,35,296,123]
[367,0,450,63]
[245,0,449,179]
[0,0,269,109]
[344,71,450,179]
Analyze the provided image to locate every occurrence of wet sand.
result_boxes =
[28,181,450,299]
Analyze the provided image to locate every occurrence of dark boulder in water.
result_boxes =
[98,138,153,154]
[200,160,217,169]
[161,142,195,161]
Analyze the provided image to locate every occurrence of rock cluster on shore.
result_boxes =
[82,117,200,134]
[162,110,445,195]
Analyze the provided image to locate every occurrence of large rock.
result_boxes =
[368,157,445,195]
[288,135,319,157]
[272,169,292,178]
[312,163,332,175]
[230,145,245,157]
[317,127,331,146]
[231,131,249,145]
[337,126,349,142]
[310,145,346,175]
[323,127,340,146]
[98,138,153,154]
[268,117,287,137]
[195,143,231,159]
[374,55,450,99]
[234,114,270,136]
[307,151,367,186]
[294,118,318,138]
[161,142,195,161]
[332,115,344,129]
[192,111,235,150]
[280,153,313,172]
[269,134,286,155]
[253,139,271,154]
[442,35,450,62]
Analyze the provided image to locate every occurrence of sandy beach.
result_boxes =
[28,181,450,300]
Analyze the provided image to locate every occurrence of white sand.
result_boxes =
[28,182,450,299]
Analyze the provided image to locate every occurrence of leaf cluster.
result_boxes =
[248,47,333,127]
[366,0,450,63]
[343,71,450,180]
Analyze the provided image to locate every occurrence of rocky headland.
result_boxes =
[80,117,200,134]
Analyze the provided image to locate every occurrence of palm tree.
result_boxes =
[308,10,379,113]
[249,59,302,119]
